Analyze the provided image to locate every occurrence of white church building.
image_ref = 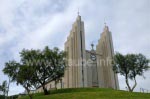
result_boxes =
[36,14,119,92]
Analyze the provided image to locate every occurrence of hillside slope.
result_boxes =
[19,88,150,99]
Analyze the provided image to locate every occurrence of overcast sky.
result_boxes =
[0,0,150,96]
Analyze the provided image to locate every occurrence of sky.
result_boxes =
[0,0,150,96]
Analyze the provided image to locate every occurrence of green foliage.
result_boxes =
[0,95,5,99]
[3,46,66,97]
[19,46,66,95]
[3,61,35,99]
[113,52,149,92]
[3,61,20,82]
[0,80,7,96]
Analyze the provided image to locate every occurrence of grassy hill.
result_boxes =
[0,95,5,99]
[19,88,150,99]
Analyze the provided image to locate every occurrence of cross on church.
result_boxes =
[104,18,107,26]
[91,43,94,50]
[104,22,106,26]
[77,8,80,15]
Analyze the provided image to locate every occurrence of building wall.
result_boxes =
[96,26,119,89]
[63,15,87,88]
[36,81,63,93]
[86,50,99,87]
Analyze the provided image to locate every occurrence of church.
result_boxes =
[36,14,119,92]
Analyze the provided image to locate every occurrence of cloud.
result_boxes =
[0,0,149,95]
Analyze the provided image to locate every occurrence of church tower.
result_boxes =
[96,25,119,89]
[63,15,119,90]
[64,14,87,88]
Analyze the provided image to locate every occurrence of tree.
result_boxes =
[20,48,51,95]
[3,61,19,82]
[3,61,35,99]
[19,46,66,94]
[113,53,149,92]
[44,47,66,89]
[2,61,18,98]
[3,46,66,96]
[0,81,7,96]
[16,65,36,99]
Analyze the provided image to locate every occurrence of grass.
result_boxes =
[0,95,5,99]
[19,88,150,99]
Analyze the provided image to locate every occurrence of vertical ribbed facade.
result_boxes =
[63,16,119,89]
[35,15,119,93]
[96,26,119,89]
[64,15,87,88]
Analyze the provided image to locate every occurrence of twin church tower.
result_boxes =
[63,14,119,89]
[36,14,119,92]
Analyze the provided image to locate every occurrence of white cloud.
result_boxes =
[0,0,150,95]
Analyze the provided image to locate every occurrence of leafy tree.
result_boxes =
[3,61,35,99]
[3,61,19,82]
[44,47,66,89]
[0,81,7,96]
[20,48,51,95]
[0,83,3,95]
[3,46,66,96]
[19,46,66,94]
[17,65,36,99]
[113,53,149,92]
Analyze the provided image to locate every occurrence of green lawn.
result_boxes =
[19,88,150,99]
